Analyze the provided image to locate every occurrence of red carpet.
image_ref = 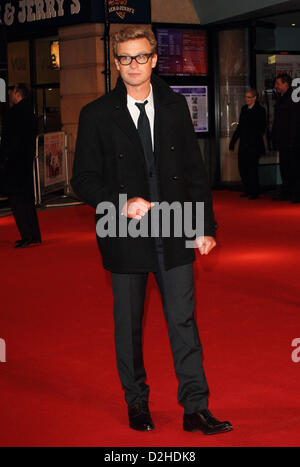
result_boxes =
[1,191,300,447]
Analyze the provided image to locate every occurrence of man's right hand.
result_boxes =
[121,197,155,220]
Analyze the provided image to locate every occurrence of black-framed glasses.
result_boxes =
[117,53,153,65]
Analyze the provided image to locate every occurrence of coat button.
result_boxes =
[120,184,125,189]
[172,175,179,180]
[119,153,124,159]
[170,146,175,151]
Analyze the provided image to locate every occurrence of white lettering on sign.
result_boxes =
[27,0,36,22]
[70,0,80,15]
[4,2,16,25]
[18,1,26,23]
[45,0,57,18]
[56,0,65,16]
[2,0,80,25]
[35,0,46,20]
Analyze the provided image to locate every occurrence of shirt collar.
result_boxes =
[127,84,153,108]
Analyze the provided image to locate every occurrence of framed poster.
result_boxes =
[171,86,209,133]
[44,132,66,187]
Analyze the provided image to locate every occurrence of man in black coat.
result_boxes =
[272,73,300,203]
[0,83,41,247]
[229,89,266,199]
[71,26,232,435]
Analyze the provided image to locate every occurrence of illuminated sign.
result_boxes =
[0,0,150,29]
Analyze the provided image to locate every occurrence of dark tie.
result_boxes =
[135,101,154,173]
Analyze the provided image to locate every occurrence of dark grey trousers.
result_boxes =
[9,194,41,242]
[110,242,209,414]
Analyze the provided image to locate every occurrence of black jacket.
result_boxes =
[230,102,266,156]
[272,87,300,150]
[71,74,216,273]
[0,99,36,196]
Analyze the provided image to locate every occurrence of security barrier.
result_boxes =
[34,131,82,208]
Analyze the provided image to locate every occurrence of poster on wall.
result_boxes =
[275,54,300,78]
[171,86,209,133]
[44,132,66,188]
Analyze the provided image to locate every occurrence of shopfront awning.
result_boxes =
[0,0,151,31]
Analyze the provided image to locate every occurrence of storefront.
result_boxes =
[214,15,300,187]
[0,0,152,177]
[1,0,300,190]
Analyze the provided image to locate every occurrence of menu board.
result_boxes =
[171,86,209,132]
[157,28,207,76]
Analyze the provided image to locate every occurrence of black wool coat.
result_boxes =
[272,87,300,150]
[0,99,37,196]
[71,73,216,273]
[230,102,266,156]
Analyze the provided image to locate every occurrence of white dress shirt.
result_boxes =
[127,84,155,150]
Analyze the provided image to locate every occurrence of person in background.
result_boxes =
[229,88,266,200]
[272,73,300,203]
[0,83,41,247]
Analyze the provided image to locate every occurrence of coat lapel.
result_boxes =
[110,78,144,153]
[109,75,180,171]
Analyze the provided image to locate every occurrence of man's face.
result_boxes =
[114,38,157,90]
[275,78,289,95]
[245,92,256,106]
[10,88,21,106]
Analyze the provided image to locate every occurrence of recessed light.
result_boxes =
[291,23,296,26]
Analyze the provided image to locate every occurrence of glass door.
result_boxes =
[218,28,250,183]
[6,36,61,134]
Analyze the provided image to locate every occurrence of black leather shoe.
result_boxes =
[183,410,233,435]
[128,401,154,431]
[14,239,41,249]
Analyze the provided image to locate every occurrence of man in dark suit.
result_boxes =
[71,26,232,435]
[229,88,266,199]
[0,83,41,247]
[272,73,300,203]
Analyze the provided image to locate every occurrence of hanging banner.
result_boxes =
[0,0,151,31]
[94,0,151,24]
[0,0,88,28]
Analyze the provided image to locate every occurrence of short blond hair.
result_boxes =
[246,88,258,98]
[112,26,157,57]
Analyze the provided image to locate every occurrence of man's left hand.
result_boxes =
[194,236,216,255]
